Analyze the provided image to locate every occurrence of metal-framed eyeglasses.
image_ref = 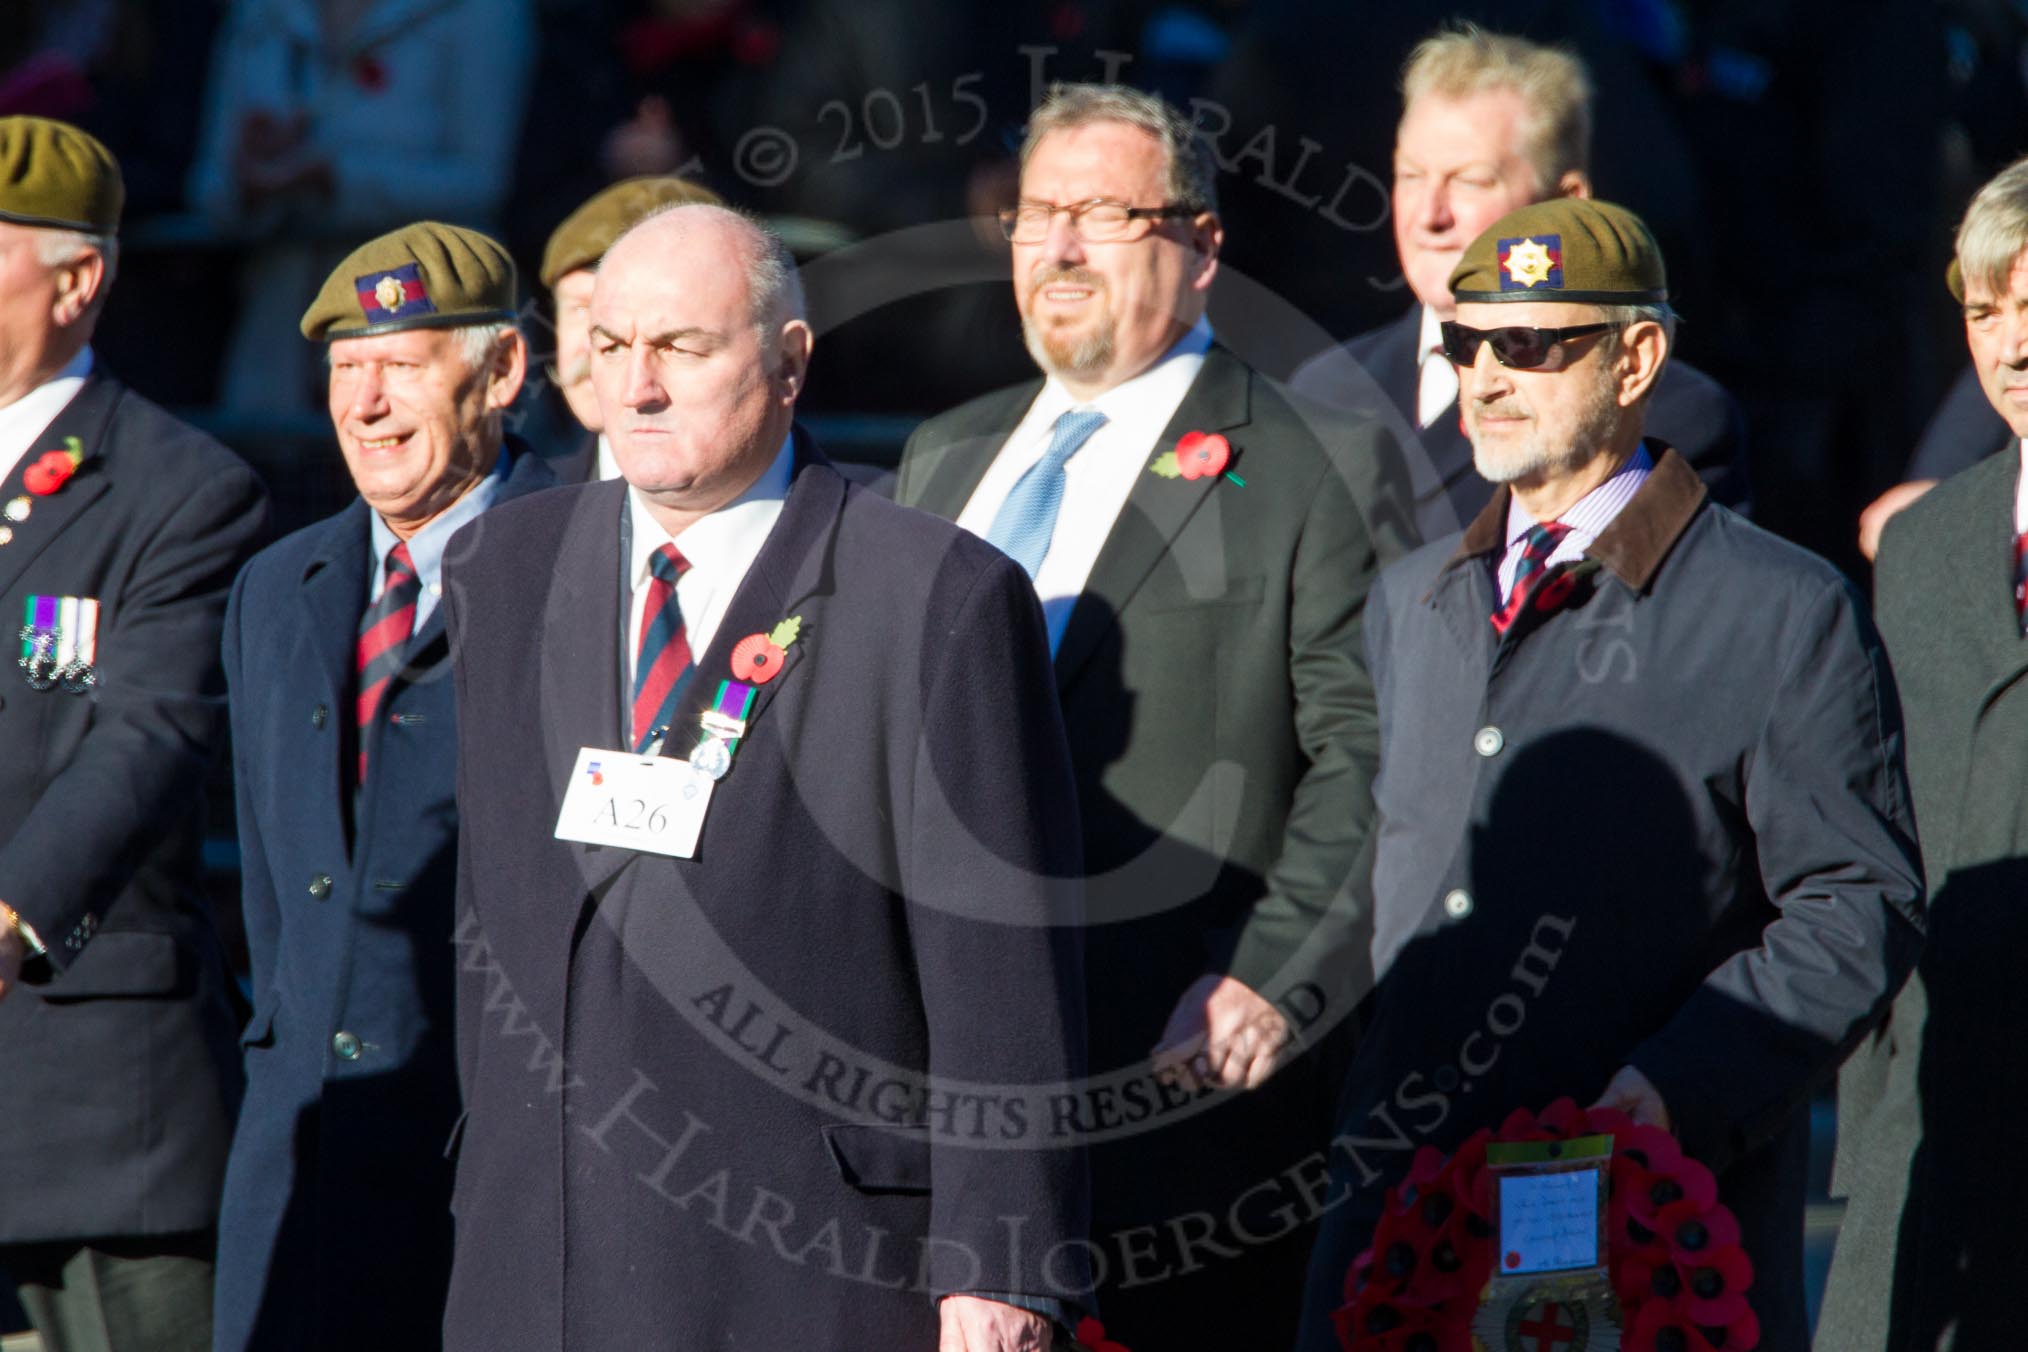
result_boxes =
[997,198,1199,243]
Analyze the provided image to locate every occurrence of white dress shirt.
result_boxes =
[1496,445,1655,602]
[624,434,795,691]
[2014,440,2028,537]
[0,347,93,487]
[955,319,1214,650]
[1415,305,1459,430]
[594,433,622,483]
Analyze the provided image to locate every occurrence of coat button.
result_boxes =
[1473,726,1504,757]
[307,874,333,899]
[1443,888,1474,920]
[332,1031,362,1060]
[311,703,327,729]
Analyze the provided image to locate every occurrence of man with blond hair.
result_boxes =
[1291,25,1749,539]
[1818,155,2028,1351]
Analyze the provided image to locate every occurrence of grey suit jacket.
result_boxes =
[1820,445,2028,1352]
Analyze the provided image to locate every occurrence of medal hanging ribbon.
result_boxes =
[19,594,97,693]
[688,679,756,780]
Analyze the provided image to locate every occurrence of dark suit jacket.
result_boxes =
[1296,451,1923,1352]
[438,445,1089,1349]
[1819,448,2028,1351]
[895,345,1415,1346]
[212,445,554,1352]
[0,368,267,1243]
[1289,308,1754,540]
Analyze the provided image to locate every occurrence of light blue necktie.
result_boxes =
[984,408,1108,579]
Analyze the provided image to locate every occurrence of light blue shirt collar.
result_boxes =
[368,445,511,629]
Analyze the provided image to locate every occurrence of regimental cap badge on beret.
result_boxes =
[1451,198,1668,306]
[1498,235,1564,291]
[539,176,725,289]
[302,220,517,341]
[357,263,435,325]
[0,115,123,233]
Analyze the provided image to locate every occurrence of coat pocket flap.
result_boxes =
[823,1122,932,1194]
[239,1005,277,1049]
[39,930,193,1001]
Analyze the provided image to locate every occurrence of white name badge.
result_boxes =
[554,747,713,858]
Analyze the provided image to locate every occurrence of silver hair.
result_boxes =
[1021,82,1218,215]
[1594,302,1677,399]
[34,227,119,291]
[1955,156,2028,302]
[454,319,518,372]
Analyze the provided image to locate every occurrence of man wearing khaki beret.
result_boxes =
[210,222,553,1351]
[0,116,268,1351]
[1295,197,1923,1352]
[539,175,722,483]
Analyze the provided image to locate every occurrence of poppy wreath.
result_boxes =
[1334,1098,1757,1352]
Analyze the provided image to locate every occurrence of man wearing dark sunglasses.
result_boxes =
[1287,26,1751,541]
[1296,195,1921,1352]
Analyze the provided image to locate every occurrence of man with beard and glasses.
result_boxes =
[1293,197,1923,1352]
[896,81,1415,1349]
[537,175,722,484]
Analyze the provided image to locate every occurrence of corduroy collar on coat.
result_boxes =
[1434,440,1707,595]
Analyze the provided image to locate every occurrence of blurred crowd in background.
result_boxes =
[4,0,2018,571]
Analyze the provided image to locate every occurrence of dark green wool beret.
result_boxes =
[539,176,724,289]
[301,221,518,341]
[0,116,123,233]
[1450,197,1668,306]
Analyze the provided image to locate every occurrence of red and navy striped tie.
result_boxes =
[1492,521,1573,635]
[2015,530,2028,636]
[632,543,693,752]
[356,541,420,785]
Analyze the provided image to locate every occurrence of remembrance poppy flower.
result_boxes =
[729,632,787,684]
[23,450,76,495]
[1174,430,1231,480]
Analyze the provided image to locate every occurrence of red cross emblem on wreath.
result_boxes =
[1515,1300,1585,1351]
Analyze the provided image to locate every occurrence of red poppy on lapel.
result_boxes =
[730,633,787,684]
[23,436,83,495]
[1174,430,1231,480]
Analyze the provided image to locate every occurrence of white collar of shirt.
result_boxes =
[1415,306,1458,429]
[625,431,795,679]
[1496,444,1655,602]
[0,347,93,488]
[955,319,1213,652]
[595,432,621,483]
[2015,439,2028,537]
[369,446,511,628]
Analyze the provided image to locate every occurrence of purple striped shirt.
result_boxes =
[1496,446,1654,603]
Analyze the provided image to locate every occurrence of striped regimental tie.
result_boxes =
[2015,530,2028,637]
[356,541,420,785]
[1491,521,1574,635]
[984,407,1109,579]
[632,543,694,752]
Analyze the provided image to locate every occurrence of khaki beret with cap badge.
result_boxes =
[1450,197,1668,306]
[300,221,518,341]
[0,115,123,233]
[539,176,724,289]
